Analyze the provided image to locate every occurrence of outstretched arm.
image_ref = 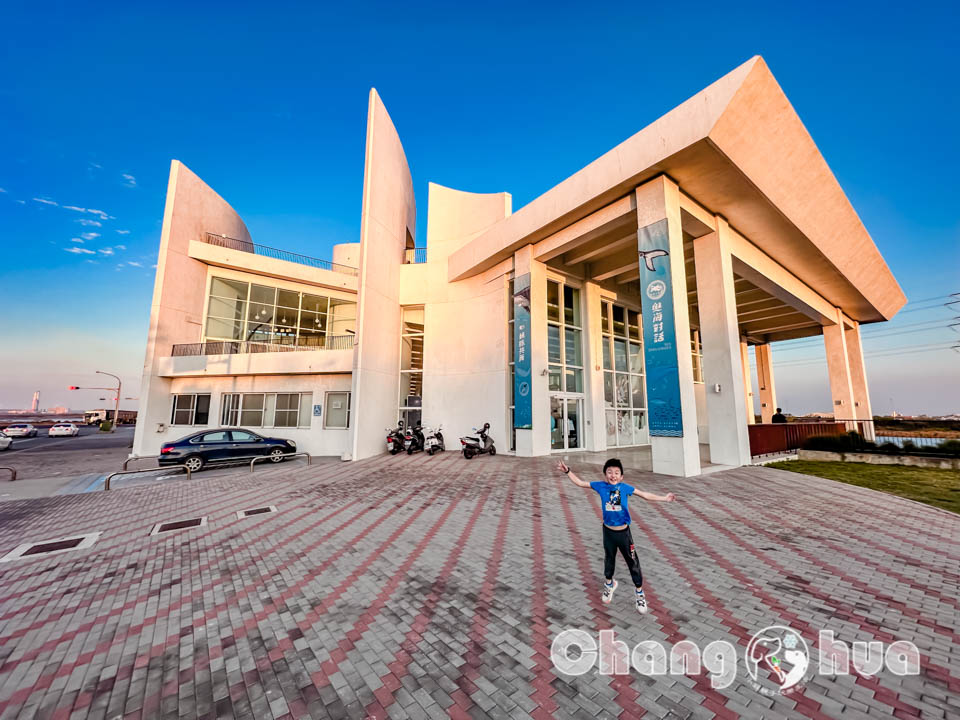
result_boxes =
[635,490,676,503]
[555,460,591,488]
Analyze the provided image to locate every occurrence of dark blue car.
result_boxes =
[159,428,296,472]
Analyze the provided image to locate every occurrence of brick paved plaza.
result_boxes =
[0,452,958,719]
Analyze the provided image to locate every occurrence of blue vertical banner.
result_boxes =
[637,219,683,436]
[513,273,532,429]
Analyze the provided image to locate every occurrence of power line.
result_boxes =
[764,343,955,368]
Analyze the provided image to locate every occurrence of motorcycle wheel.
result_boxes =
[463,449,474,459]
[488,446,496,456]
[427,448,435,456]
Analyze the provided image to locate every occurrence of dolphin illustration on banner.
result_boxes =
[638,248,669,272]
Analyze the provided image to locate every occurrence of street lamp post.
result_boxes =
[96,371,121,433]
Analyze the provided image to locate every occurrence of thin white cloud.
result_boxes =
[63,205,87,212]
[115,244,126,250]
[151,264,158,269]
[76,218,101,227]
[0,187,6,193]
[84,259,98,264]
[33,197,58,206]
[98,247,115,255]
[116,229,130,235]
[121,173,137,188]
[127,261,143,267]
[87,209,109,219]
[15,199,25,204]
[70,237,85,243]
[80,232,100,241]
[89,162,102,169]
[65,247,96,255]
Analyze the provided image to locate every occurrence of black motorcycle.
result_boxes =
[386,421,405,455]
[404,424,425,455]
[460,422,496,459]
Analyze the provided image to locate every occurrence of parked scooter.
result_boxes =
[460,423,496,459]
[423,425,445,455]
[386,421,405,455]
[404,424,426,455]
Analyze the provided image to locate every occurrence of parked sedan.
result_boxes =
[0,431,11,451]
[158,428,297,472]
[3,424,38,438]
[48,423,80,437]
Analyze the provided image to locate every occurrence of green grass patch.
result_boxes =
[767,460,960,515]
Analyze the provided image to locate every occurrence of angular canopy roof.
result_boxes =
[448,56,905,323]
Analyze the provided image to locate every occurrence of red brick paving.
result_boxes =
[0,453,958,719]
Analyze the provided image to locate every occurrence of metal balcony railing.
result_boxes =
[203,233,359,276]
[404,247,427,264]
[171,336,354,356]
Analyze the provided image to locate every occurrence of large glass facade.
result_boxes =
[205,276,356,347]
[220,392,312,428]
[548,280,584,451]
[398,306,424,428]
[602,301,648,446]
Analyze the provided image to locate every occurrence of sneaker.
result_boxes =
[635,591,649,615]
[601,579,618,604]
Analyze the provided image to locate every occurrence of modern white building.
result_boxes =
[133,56,905,476]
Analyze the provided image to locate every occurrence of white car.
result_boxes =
[4,424,37,438]
[0,431,11,451]
[48,423,80,437]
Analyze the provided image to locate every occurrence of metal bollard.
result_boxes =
[122,455,161,471]
[103,464,191,491]
[250,452,312,473]
[0,467,16,482]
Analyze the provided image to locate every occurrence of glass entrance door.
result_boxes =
[550,395,583,451]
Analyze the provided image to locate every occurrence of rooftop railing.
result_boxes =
[203,233,359,276]
[172,336,354,356]
[404,247,427,264]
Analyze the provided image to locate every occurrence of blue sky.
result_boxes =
[1,1,957,415]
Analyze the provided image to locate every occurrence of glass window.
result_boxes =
[612,305,626,336]
[601,302,610,333]
[210,277,247,300]
[325,391,350,429]
[548,366,562,392]
[298,395,312,427]
[548,325,562,364]
[547,281,560,323]
[274,393,300,427]
[239,394,264,426]
[170,394,211,426]
[603,373,614,407]
[205,277,355,348]
[564,328,582,367]
[628,310,641,340]
[563,286,581,327]
[564,368,583,393]
[231,430,259,442]
[629,342,643,373]
[614,339,628,372]
[221,394,240,425]
[602,340,612,371]
[200,431,230,443]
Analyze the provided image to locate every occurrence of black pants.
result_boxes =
[602,525,643,588]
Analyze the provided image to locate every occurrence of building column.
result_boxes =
[583,281,607,451]
[823,308,856,427]
[693,218,752,467]
[844,319,875,440]
[635,176,701,477]
[740,340,755,424]
[755,343,777,423]
[513,245,551,456]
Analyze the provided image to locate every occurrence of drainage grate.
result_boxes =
[0,532,102,563]
[236,505,278,519]
[149,516,207,536]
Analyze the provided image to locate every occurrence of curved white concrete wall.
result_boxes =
[417,183,513,446]
[349,90,417,460]
[133,161,252,456]
[332,242,361,269]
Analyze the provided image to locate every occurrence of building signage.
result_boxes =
[637,219,683,436]
[513,273,532,429]
[313,404,322,417]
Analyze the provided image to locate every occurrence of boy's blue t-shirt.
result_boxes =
[590,481,635,526]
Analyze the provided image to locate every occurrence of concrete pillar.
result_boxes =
[844,319,875,440]
[634,177,701,477]
[583,281,607,451]
[692,220,752,467]
[755,343,777,423]
[823,308,856,428]
[740,340,755,424]
[514,245,551,456]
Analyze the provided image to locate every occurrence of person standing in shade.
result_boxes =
[556,458,675,614]
[772,408,787,423]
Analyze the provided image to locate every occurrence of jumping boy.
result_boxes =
[556,458,675,614]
